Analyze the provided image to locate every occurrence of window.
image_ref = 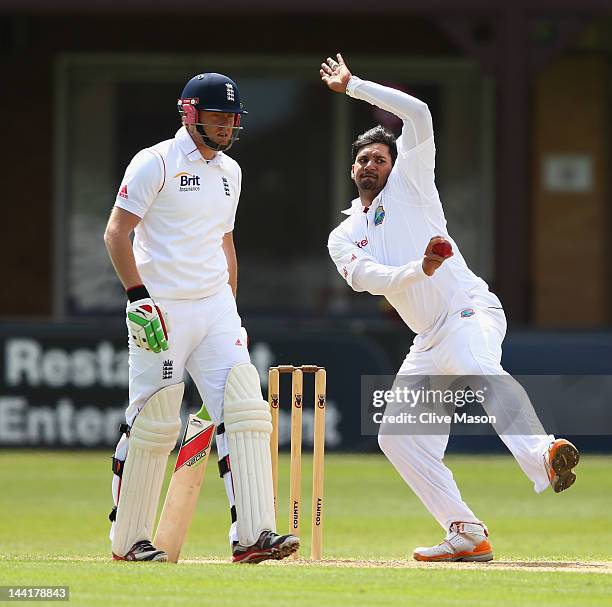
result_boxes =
[55,54,493,317]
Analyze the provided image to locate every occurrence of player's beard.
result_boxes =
[358,175,383,197]
[193,124,237,152]
[359,176,377,188]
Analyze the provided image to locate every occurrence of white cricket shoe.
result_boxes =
[232,531,300,564]
[112,539,168,562]
[413,522,493,562]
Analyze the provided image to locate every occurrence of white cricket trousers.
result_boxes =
[377,304,553,531]
[111,284,250,544]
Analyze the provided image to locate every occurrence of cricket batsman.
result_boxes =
[321,53,580,562]
[104,72,299,563]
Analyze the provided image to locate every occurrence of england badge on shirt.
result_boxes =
[374,204,385,226]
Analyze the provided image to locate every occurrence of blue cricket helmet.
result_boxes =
[178,72,247,151]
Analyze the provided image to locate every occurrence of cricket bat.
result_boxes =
[154,403,215,563]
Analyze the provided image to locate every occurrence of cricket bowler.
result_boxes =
[104,72,299,563]
[321,53,580,562]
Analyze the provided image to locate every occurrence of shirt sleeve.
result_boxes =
[114,149,164,218]
[346,76,437,198]
[327,226,428,296]
[346,76,433,154]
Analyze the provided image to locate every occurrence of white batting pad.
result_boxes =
[112,383,184,557]
[224,363,276,547]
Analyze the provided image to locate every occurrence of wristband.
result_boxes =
[126,284,150,303]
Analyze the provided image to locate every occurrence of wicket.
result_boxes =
[268,365,326,560]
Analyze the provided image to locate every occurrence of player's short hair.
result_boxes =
[352,125,397,164]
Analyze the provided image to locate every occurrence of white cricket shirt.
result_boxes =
[114,127,241,300]
[328,77,501,348]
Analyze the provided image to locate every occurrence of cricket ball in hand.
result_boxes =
[432,241,452,259]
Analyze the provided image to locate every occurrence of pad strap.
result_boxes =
[218,455,231,478]
[111,457,124,477]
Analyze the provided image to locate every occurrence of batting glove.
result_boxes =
[126,285,169,353]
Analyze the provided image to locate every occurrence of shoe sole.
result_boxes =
[112,552,168,562]
[550,441,580,493]
[413,551,493,563]
[234,537,301,564]
[456,551,494,562]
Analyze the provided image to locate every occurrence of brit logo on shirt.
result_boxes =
[174,172,201,192]
[374,204,385,226]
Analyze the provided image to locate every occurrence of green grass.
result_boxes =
[0,452,611,606]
